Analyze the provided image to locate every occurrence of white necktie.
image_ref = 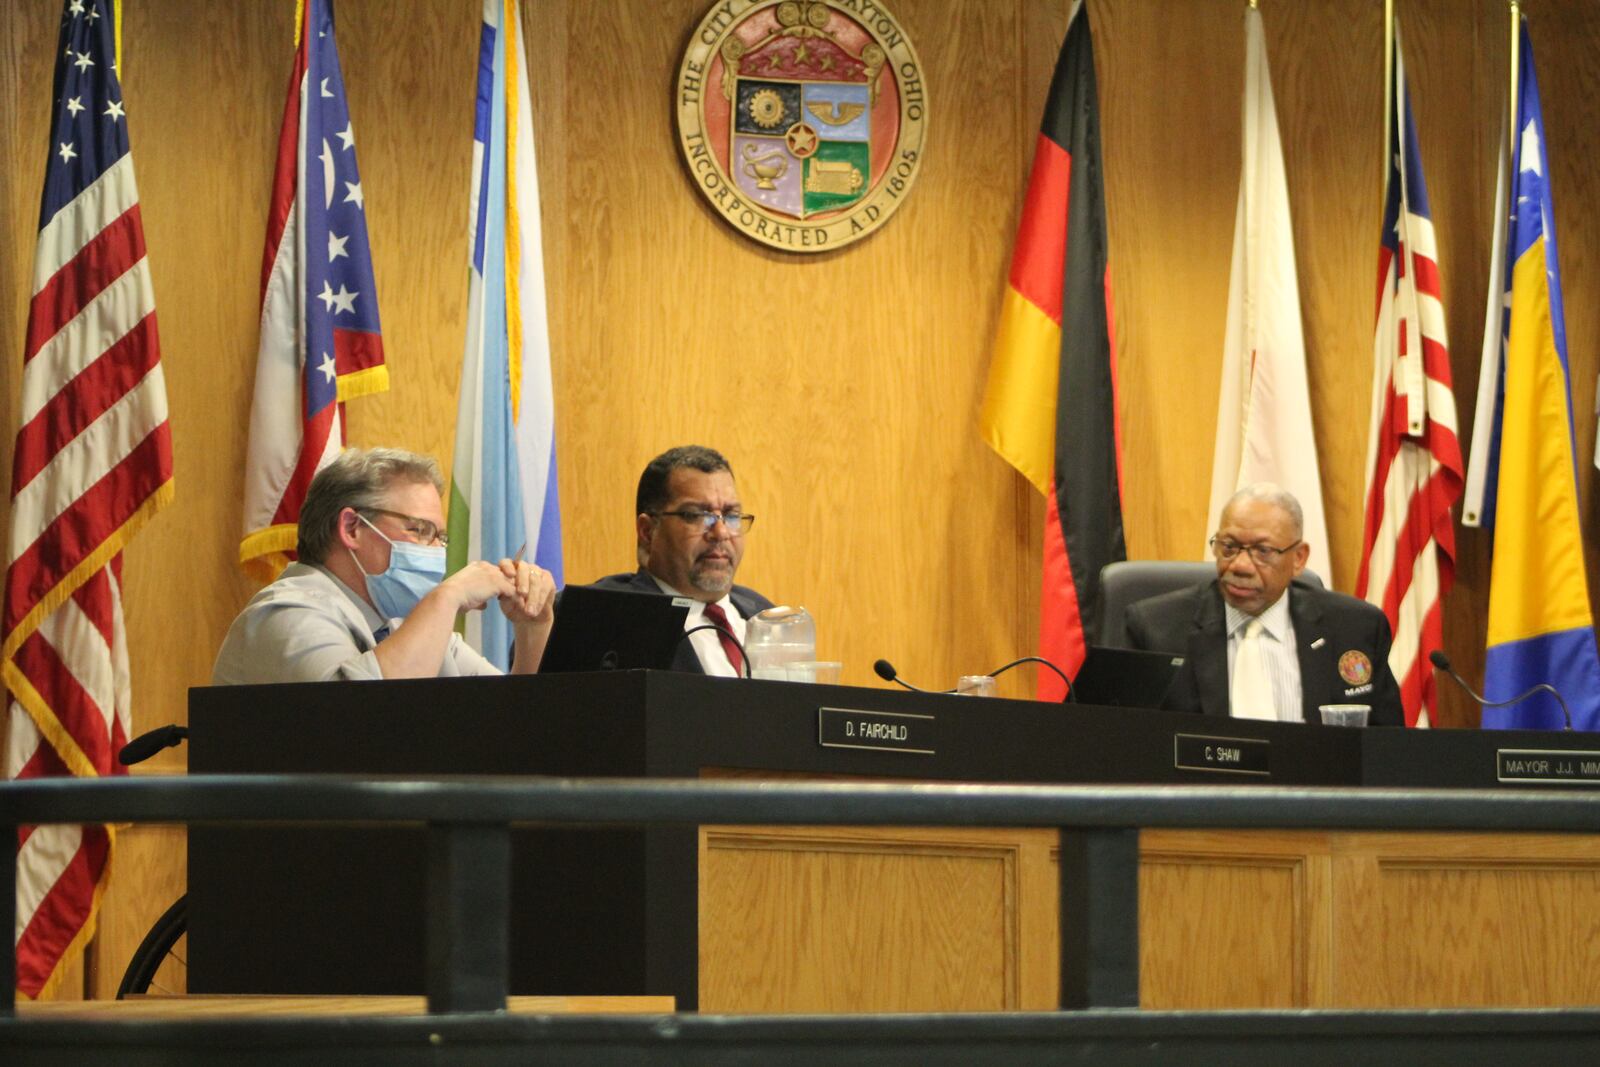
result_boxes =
[1231,618,1276,720]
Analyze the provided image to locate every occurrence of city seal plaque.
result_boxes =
[676,0,927,252]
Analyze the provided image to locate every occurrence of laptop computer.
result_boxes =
[538,585,693,673]
[1072,645,1185,708]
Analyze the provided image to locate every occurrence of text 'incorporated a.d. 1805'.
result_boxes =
[676,0,927,253]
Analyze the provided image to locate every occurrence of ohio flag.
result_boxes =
[239,0,388,582]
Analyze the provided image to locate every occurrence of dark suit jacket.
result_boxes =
[1124,577,1403,726]
[578,568,775,674]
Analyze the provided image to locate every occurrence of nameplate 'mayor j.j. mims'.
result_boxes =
[1497,748,1600,785]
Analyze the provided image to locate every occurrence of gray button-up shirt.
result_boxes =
[211,562,497,685]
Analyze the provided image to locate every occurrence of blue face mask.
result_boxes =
[350,514,447,620]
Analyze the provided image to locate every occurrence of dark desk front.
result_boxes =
[185,671,1597,1005]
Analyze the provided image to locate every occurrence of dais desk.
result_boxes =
[187,671,1600,1010]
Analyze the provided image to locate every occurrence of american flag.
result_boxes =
[1,0,172,997]
[1355,34,1462,729]
[239,0,387,581]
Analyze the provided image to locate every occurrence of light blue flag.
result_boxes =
[447,0,563,668]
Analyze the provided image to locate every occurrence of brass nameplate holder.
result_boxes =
[1174,733,1271,776]
[818,707,935,755]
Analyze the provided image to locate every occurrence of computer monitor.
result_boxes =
[538,585,692,673]
[1072,645,1185,709]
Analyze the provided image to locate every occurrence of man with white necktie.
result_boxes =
[583,446,774,676]
[1125,484,1403,726]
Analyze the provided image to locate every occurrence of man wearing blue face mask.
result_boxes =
[212,447,555,684]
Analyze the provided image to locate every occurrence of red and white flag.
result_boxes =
[239,0,387,582]
[1356,33,1462,728]
[2,0,173,998]
[1207,6,1331,582]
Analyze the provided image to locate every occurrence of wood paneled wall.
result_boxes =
[699,823,1600,1011]
[4,0,1600,997]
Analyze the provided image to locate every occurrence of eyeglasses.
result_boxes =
[358,507,448,547]
[1209,536,1299,566]
[650,509,755,535]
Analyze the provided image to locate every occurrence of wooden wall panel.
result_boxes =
[555,0,1035,697]
[1139,830,1331,1009]
[701,826,1600,1012]
[4,0,1600,1000]
[1095,0,1246,560]
[699,826,1046,1012]
[1331,832,1600,1007]
[92,824,186,999]
[113,0,291,775]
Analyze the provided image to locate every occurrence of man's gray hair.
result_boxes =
[1223,482,1304,540]
[297,447,445,564]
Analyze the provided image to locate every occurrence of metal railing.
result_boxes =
[5,776,1600,1065]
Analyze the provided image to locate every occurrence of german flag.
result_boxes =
[980,3,1123,699]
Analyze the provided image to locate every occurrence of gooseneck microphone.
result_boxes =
[118,724,189,766]
[874,656,1075,701]
[677,622,753,678]
[872,659,950,693]
[984,656,1075,704]
[1429,650,1573,731]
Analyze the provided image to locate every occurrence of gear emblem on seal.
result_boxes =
[748,89,785,129]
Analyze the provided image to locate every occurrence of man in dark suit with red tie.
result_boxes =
[584,445,773,675]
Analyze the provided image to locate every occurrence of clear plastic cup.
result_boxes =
[956,675,997,697]
[797,661,841,685]
[1318,704,1370,727]
[754,660,841,684]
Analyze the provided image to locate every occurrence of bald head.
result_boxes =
[1223,483,1303,541]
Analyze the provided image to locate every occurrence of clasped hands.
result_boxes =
[439,558,555,627]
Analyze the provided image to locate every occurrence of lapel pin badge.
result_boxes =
[1338,650,1373,685]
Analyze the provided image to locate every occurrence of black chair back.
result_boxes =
[1095,560,1323,649]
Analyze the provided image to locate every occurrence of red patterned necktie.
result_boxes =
[702,602,745,676]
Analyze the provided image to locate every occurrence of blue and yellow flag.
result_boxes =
[1482,21,1600,730]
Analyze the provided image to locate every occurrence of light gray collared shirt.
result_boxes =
[211,562,498,685]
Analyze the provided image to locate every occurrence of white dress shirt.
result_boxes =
[649,575,747,677]
[1224,593,1302,721]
